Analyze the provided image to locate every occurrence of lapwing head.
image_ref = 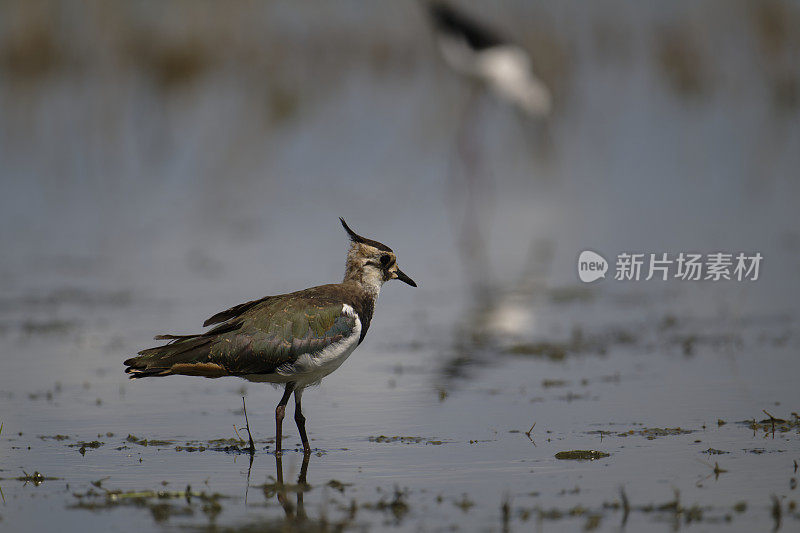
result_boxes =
[339,218,417,292]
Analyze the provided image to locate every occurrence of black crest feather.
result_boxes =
[339,218,392,252]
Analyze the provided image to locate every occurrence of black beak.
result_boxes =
[395,268,417,287]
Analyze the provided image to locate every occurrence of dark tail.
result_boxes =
[124,335,215,379]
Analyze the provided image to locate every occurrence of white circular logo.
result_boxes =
[578,251,608,283]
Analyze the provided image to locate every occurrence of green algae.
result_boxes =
[38,434,70,441]
[640,427,693,439]
[555,450,610,461]
[702,448,729,455]
[126,434,173,447]
[70,484,228,523]
[369,435,445,445]
[739,412,800,434]
[506,342,567,361]
[68,441,104,455]
[591,427,695,439]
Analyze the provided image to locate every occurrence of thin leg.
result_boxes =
[275,382,295,455]
[294,388,311,453]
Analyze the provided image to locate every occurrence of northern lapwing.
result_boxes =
[427,1,552,116]
[124,218,416,454]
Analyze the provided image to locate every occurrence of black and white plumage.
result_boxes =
[428,1,552,116]
[124,218,416,454]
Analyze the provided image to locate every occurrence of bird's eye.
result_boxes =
[379,254,391,267]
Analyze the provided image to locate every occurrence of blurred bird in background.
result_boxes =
[428,1,552,117]
[426,2,556,382]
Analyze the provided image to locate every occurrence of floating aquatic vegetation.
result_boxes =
[326,479,352,493]
[362,487,409,524]
[125,435,173,447]
[506,342,567,361]
[738,411,800,435]
[68,441,104,455]
[702,448,729,455]
[453,493,474,512]
[171,437,265,454]
[588,427,694,439]
[369,435,444,445]
[554,450,610,461]
[506,325,639,362]
[640,427,693,439]
[744,448,786,455]
[70,484,228,523]
[38,434,70,441]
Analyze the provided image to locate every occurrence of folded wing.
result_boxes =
[124,297,357,379]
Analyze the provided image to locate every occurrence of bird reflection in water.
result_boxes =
[261,452,311,523]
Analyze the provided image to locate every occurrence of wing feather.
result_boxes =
[125,297,357,379]
[202,295,274,327]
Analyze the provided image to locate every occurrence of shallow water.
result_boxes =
[0,283,798,531]
[1,1,799,531]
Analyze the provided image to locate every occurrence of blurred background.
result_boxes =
[2,0,797,300]
[1,1,799,531]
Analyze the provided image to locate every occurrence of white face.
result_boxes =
[356,245,397,295]
[360,263,385,296]
[346,242,415,294]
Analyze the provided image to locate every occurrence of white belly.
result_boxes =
[243,306,362,389]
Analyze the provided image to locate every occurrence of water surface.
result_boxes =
[1,1,799,531]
